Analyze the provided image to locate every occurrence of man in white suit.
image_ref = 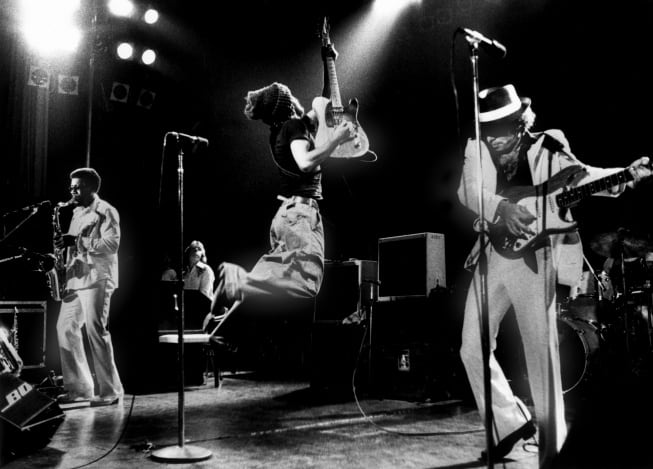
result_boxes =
[457,84,650,467]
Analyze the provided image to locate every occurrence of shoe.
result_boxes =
[90,395,121,407]
[342,309,366,325]
[480,420,536,462]
[57,393,91,409]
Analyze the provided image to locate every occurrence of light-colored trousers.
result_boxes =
[57,280,124,399]
[460,246,567,468]
[216,197,325,305]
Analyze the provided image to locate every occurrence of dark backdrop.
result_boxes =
[1,0,652,393]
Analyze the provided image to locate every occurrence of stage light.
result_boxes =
[116,42,134,59]
[108,0,134,17]
[137,88,156,109]
[373,0,421,19]
[141,49,156,65]
[333,0,420,92]
[110,81,130,103]
[20,0,82,56]
[144,8,159,24]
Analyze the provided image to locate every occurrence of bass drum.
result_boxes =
[558,317,603,394]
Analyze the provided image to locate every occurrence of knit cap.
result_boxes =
[244,82,296,125]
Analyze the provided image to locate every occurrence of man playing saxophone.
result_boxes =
[54,167,123,407]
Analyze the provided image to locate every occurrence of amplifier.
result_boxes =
[378,232,446,300]
[0,301,46,369]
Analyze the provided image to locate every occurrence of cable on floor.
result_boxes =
[68,394,137,469]
[351,323,485,437]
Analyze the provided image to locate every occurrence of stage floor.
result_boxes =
[5,365,653,469]
[3,373,541,469]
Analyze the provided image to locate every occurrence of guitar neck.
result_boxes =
[556,168,632,208]
[325,57,342,109]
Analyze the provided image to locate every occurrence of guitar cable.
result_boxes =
[350,318,484,437]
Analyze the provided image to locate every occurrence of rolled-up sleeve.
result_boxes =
[78,207,120,254]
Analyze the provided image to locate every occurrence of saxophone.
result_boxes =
[47,199,73,301]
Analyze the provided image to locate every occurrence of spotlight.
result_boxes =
[373,0,421,18]
[143,8,159,24]
[116,42,134,59]
[20,0,82,55]
[141,49,156,65]
[108,0,134,17]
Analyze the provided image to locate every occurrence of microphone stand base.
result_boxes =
[151,444,212,463]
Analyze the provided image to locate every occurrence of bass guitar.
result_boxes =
[489,164,636,258]
[313,17,370,159]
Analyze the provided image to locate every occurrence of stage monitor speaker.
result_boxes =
[378,233,445,300]
[0,301,47,369]
[0,373,64,460]
[314,259,377,322]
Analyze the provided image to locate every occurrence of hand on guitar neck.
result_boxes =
[625,156,652,189]
[321,43,338,61]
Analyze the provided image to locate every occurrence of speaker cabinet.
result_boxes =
[314,260,377,322]
[378,233,446,300]
[0,301,46,369]
[369,294,462,402]
[0,373,64,459]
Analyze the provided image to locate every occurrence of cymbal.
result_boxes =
[589,229,652,258]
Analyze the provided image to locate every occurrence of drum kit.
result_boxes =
[558,228,653,395]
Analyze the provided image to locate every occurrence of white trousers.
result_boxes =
[460,247,567,468]
[56,280,123,399]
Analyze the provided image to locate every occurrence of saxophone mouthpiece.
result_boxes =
[57,198,75,207]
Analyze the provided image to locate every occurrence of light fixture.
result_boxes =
[116,42,134,60]
[144,8,159,24]
[141,49,156,65]
[137,88,156,109]
[110,81,130,103]
[108,0,134,17]
[20,0,82,55]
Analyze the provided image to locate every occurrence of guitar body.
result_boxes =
[312,96,370,159]
[488,165,585,258]
[315,18,372,160]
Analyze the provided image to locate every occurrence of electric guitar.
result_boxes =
[489,164,637,258]
[313,18,370,159]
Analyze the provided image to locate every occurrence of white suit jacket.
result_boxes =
[457,129,623,285]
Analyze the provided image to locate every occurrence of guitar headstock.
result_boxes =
[321,17,331,47]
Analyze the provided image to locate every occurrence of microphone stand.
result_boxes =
[0,206,42,245]
[151,133,212,463]
[466,37,494,468]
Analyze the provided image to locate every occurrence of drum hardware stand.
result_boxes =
[582,254,605,302]
[617,234,632,358]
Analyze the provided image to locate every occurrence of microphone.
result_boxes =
[460,27,507,59]
[168,132,209,147]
